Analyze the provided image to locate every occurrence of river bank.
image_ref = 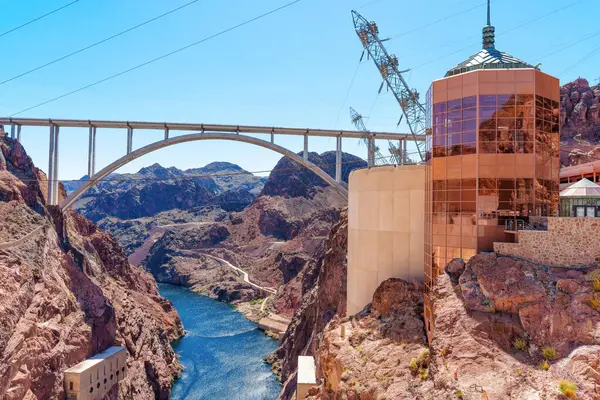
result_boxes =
[158,283,281,399]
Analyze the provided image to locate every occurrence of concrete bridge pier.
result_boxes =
[87,126,97,178]
[126,127,133,154]
[303,134,308,161]
[335,136,342,183]
[47,125,60,206]
[367,137,375,166]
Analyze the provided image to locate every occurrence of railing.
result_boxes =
[504,218,548,233]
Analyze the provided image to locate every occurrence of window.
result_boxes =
[69,382,73,391]
[90,387,93,393]
[104,378,107,384]
[575,206,597,218]
[97,383,100,389]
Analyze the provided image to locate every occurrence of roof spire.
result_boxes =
[482,0,495,49]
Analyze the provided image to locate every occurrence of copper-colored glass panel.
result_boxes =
[448,98,462,111]
[463,119,477,131]
[463,95,477,108]
[479,130,495,141]
[517,94,534,105]
[479,94,496,107]
[433,102,447,114]
[433,114,446,125]
[434,125,447,135]
[463,108,477,119]
[448,121,462,134]
[498,118,514,130]
[479,141,496,154]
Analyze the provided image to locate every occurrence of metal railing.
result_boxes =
[504,219,548,233]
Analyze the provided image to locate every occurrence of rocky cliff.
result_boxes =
[71,163,265,255]
[304,253,600,399]
[0,134,183,399]
[561,77,600,166]
[143,153,364,317]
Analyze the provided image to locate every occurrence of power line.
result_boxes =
[410,0,589,72]
[9,0,303,117]
[391,0,487,39]
[0,0,203,86]
[333,61,362,129]
[0,0,81,39]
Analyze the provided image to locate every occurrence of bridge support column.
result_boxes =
[335,136,342,183]
[164,127,169,140]
[270,132,274,144]
[367,137,375,167]
[52,126,60,205]
[10,124,15,140]
[17,125,21,142]
[47,126,55,205]
[399,139,404,165]
[303,134,308,161]
[88,127,97,177]
[127,127,133,154]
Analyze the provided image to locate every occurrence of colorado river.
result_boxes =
[158,284,280,399]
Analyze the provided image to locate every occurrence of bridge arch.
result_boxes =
[61,133,349,210]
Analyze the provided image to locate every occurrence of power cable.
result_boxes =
[391,0,488,39]
[559,44,600,78]
[0,0,81,39]
[9,0,304,117]
[333,60,362,129]
[0,0,203,86]
[533,28,600,64]
[410,0,589,72]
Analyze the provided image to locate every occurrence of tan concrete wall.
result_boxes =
[64,347,127,400]
[494,217,600,266]
[347,165,425,315]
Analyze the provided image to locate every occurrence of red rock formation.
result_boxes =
[561,78,600,166]
[0,133,183,399]
[305,253,600,399]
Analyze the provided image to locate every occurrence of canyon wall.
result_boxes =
[0,133,183,399]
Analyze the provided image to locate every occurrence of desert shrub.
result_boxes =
[542,346,557,360]
[559,380,577,399]
[593,277,600,292]
[539,360,550,371]
[409,358,419,373]
[589,295,599,310]
[513,337,527,351]
[455,390,463,398]
[419,368,429,381]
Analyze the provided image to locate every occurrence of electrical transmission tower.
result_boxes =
[351,10,426,163]
[349,107,385,165]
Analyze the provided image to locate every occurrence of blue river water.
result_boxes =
[158,283,281,400]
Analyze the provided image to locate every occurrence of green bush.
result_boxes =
[542,346,557,360]
[559,380,577,399]
[513,337,527,351]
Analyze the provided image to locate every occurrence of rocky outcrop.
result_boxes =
[262,152,366,198]
[269,210,348,399]
[0,134,183,399]
[306,253,600,399]
[560,78,600,166]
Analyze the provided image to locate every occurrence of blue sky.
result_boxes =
[1,0,599,179]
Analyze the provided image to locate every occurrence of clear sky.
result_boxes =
[1,0,599,180]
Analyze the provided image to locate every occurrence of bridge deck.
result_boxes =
[0,117,425,141]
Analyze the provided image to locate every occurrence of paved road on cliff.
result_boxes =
[201,253,277,295]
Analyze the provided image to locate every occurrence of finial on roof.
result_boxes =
[482,0,495,49]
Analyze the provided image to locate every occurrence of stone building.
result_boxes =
[423,2,560,337]
[64,346,127,400]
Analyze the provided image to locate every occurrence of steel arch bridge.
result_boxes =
[0,118,425,208]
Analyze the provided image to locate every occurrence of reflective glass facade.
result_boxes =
[424,69,560,335]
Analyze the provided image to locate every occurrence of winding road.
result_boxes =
[201,253,277,295]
